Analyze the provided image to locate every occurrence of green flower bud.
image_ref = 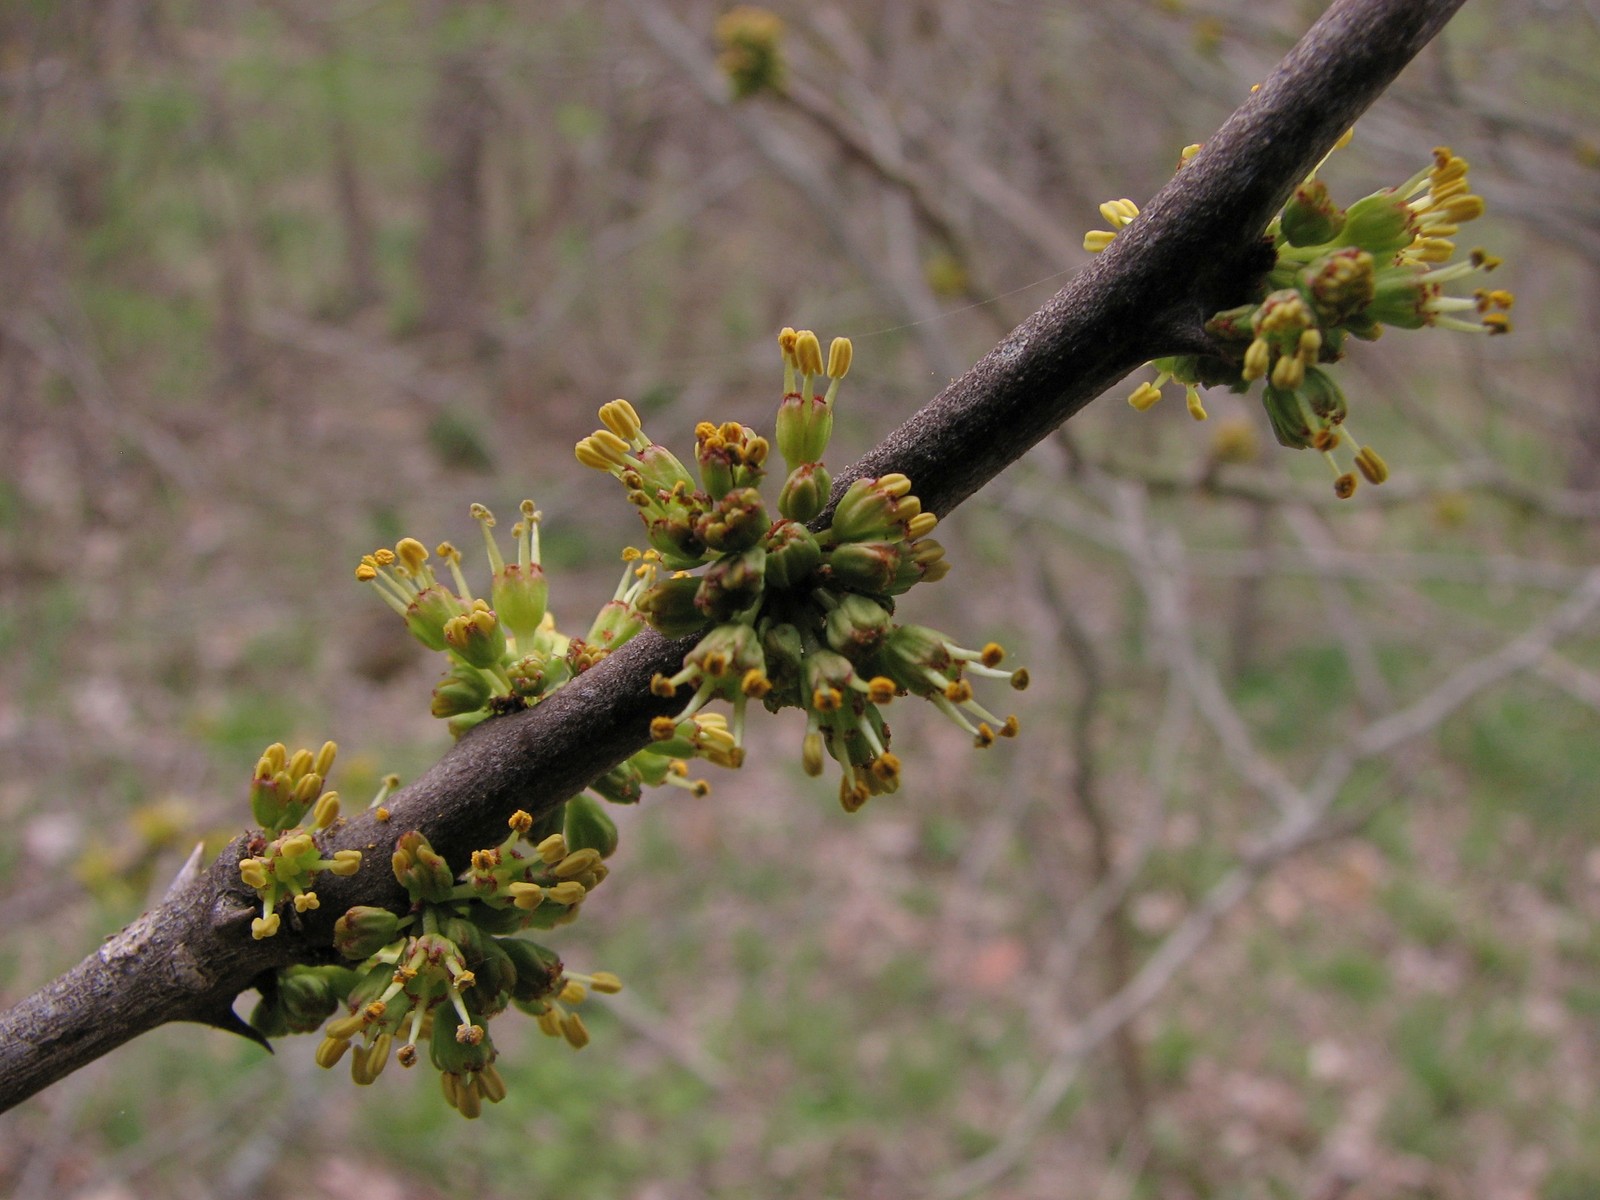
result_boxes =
[405,585,462,653]
[447,709,493,739]
[695,486,769,554]
[637,573,708,639]
[1366,265,1434,329]
[501,938,563,1005]
[565,793,620,858]
[250,764,288,831]
[492,564,548,649]
[687,621,765,684]
[694,546,767,621]
[1300,248,1375,327]
[1336,189,1414,258]
[827,474,920,544]
[392,830,455,903]
[762,621,806,675]
[431,664,493,719]
[252,965,355,1037]
[590,763,643,806]
[777,461,832,524]
[762,520,822,590]
[1261,385,1314,449]
[821,540,903,592]
[645,502,712,570]
[825,593,894,657]
[444,606,507,670]
[334,906,404,960]
[1280,178,1346,247]
[1299,366,1347,424]
[471,935,518,1007]
[430,1004,493,1076]
[885,538,949,594]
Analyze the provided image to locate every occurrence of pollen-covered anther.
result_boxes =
[980,642,1005,668]
[1354,445,1390,485]
[650,674,679,698]
[741,668,772,698]
[794,330,824,376]
[802,731,825,776]
[813,686,843,713]
[553,849,603,879]
[598,398,645,442]
[251,914,281,940]
[1000,716,1021,738]
[867,676,897,704]
[1334,473,1358,500]
[870,753,901,784]
[1010,668,1030,691]
[650,715,678,741]
[974,723,996,749]
[546,881,587,906]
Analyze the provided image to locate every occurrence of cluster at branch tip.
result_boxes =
[1087,139,1513,498]
[249,805,622,1118]
[238,741,361,939]
[578,328,1028,813]
[715,5,785,99]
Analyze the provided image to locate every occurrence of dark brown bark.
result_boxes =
[0,0,1469,1115]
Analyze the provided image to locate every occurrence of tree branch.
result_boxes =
[0,0,1468,1115]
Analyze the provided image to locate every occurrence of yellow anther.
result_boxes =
[827,336,852,380]
[598,399,643,441]
[553,849,603,879]
[1354,445,1389,485]
[561,1012,591,1049]
[777,326,799,364]
[395,538,429,572]
[794,330,824,376]
[802,731,825,776]
[311,790,341,830]
[251,913,281,940]
[547,881,587,906]
[1128,381,1163,411]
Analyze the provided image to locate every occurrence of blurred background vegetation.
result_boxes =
[2,1,1598,1197]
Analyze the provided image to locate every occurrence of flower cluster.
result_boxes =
[715,5,786,99]
[238,741,362,939]
[1089,143,1512,498]
[249,805,623,1118]
[578,328,1028,812]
